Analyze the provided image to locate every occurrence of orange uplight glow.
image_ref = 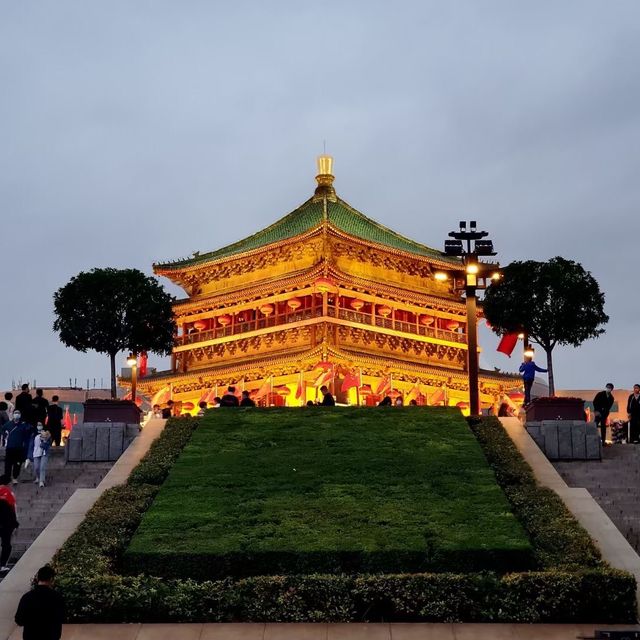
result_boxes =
[434,272,448,281]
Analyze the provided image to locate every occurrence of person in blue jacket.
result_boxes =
[519,356,548,405]
[1,411,32,484]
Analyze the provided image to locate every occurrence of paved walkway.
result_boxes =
[0,447,112,581]
[554,444,640,552]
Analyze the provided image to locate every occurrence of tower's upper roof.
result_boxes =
[154,156,458,272]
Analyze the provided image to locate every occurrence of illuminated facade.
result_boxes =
[140,157,517,408]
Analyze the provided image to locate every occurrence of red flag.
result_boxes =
[341,369,361,393]
[375,375,391,395]
[63,405,72,431]
[72,413,78,425]
[497,333,520,357]
[313,368,333,388]
[138,352,148,378]
[406,383,421,401]
[254,378,272,400]
[295,373,304,399]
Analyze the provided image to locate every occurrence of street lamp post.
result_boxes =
[439,221,498,416]
[127,353,138,404]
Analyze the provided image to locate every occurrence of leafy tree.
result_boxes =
[482,257,608,395]
[53,268,176,398]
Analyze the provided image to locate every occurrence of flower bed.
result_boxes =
[526,396,586,421]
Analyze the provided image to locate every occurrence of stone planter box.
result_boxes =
[83,400,142,424]
[65,422,141,462]
[526,420,601,460]
[525,398,585,422]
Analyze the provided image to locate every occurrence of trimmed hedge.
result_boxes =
[52,413,638,623]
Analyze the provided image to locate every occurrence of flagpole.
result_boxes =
[356,368,361,406]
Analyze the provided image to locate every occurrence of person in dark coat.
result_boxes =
[220,386,240,407]
[46,396,63,447]
[239,391,256,407]
[31,389,49,428]
[0,474,19,572]
[593,383,615,445]
[627,384,640,444]
[519,357,548,405]
[15,565,64,640]
[1,411,32,483]
[14,385,33,426]
[319,385,335,406]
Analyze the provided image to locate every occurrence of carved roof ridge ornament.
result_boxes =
[313,154,337,203]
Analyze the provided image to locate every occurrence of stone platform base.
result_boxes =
[526,420,601,460]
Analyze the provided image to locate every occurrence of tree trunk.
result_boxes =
[109,352,117,399]
[545,347,555,396]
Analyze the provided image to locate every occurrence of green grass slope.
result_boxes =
[124,407,532,578]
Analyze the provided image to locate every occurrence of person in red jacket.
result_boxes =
[0,475,18,572]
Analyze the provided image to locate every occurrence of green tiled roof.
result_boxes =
[155,196,453,270]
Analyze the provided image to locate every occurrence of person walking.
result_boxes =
[239,391,256,407]
[593,383,615,446]
[46,396,63,447]
[2,412,31,484]
[220,386,240,407]
[15,565,65,640]
[32,426,51,488]
[4,392,14,420]
[627,384,640,444]
[319,385,335,406]
[14,385,33,426]
[519,356,548,405]
[0,402,9,446]
[0,475,18,572]
[31,389,49,428]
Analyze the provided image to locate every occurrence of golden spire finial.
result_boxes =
[313,154,337,202]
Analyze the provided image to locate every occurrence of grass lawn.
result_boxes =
[124,407,532,578]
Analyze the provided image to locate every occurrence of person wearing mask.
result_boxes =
[15,565,65,639]
[14,385,32,426]
[220,386,240,407]
[32,425,51,488]
[627,384,640,444]
[46,396,63,447]
[319,385,335,406]
[239,391,256,407]
[593,383,615,446]
[1,412,31,484]
[519,356,548,405]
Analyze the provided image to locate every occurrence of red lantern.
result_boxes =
[218,314,231,327]
[193,320,207,331]
[259,304,274,316]
[182,402,195,411]
[350,299,365,311]
[273,385,291,396]
[287,297,302,310]
[377,304,392,317]
[446,320,460,331]
[456,401,469,409]
[359,384,373,395]
[420,315,434,326]
[315,276,336,293]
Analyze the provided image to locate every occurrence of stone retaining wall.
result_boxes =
[526,420,601,460]
[65,423,141,462]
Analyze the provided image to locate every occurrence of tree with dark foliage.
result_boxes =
[53,268,175,398]
[483,257,608,395]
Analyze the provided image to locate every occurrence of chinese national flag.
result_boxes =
[254,378,271,400]
[341,369,361,392]
[496,333,520,357]
[375,376,391,395]
[406,383,421,401]
[313,368,333,388]
[138,352,148,378]
[295,373,304,399]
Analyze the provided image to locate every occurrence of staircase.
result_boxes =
[554,444,640,551]
[0,447,112,569]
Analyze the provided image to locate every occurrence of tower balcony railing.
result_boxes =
[176,303,466,346]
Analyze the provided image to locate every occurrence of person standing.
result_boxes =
[14,385,32,426]
[31,389,49,429]
[519,356,548,405]
[15,565,65,640]
[220,386,240,407]
[239,391,256,407]
[0,402,9,446]
[2,412,31,484]
[0,475,19,573]
[593,383,615,446]
[319,385,335,406]
[627,384,640,444]
[32,426,51,488]
[46,396,63,447]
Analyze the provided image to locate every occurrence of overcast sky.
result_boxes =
[1,1,638,392]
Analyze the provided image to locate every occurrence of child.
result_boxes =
[32,426,51,488]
